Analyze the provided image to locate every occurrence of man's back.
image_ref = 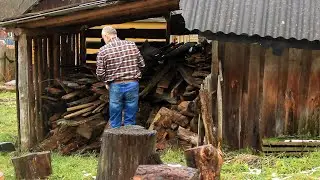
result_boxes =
[96,37,145,83]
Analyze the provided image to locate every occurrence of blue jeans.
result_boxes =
[109,81,139,128]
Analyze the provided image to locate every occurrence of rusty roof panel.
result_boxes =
[180,0,320,41]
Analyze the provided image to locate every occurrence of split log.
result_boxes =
[185,145,223,180]
[153,107,189,128]
[67,94,99,107]
[11,151,52,180]
[192,71,210,78]
[61,91,82,100]
[76,119,106,139]
[66,102,97,112]
[140,65,171,98]
[0,171,3,180]
[171,123,179,130]
[41,95,58,102]
[92,103,106,114]
[64,100,101,119]
[57,113,103,127]
[45,87,63,95]
[177,65,201,88]
[155,87,164,95]
[157,70,176,89]
[133,165,199,180]
[199,89,215,146]
[177,126,198,145]
[97,125,157,180]
[170,78,184,98]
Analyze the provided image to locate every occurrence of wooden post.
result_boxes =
[27,37,36,147]
[37,38,44,142]
[47,36,54,84]
[53,34,60,80]
[80,30,86,65]
[133,165,199,180]
[33,38,40,145]
[217,61,223,149]
[199,87,216,146]
[185,145,223,180]
[97,125,157,180]
[12,151,52,180]
[17,32,32,150]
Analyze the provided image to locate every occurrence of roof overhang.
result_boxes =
[0,0,179,29]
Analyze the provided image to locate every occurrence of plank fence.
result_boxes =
[0,44,15,82]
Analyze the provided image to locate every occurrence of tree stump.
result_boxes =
[185,145,223,180]
[97,125,157,180]
[133,164,199,180]
[11,151,52,180]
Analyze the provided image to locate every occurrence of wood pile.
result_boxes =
[36,41,212,154]
[138,41,212,151]
[36,73,109,154]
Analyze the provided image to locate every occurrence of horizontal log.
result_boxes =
[64,100,101,119]
[66,102,96,112]
[67,94,99,107]
[177,65,201,88]
[133,165,199,180]
[61,91,82,100]
[177,126,198,145]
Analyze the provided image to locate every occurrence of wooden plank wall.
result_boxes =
[85,20,167,64]
[219,41,320,149]
[19,32,81,149]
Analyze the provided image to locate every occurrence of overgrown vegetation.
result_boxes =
[1,91,320,179]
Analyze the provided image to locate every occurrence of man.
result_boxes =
[96,26,145,128]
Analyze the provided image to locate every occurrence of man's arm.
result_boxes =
[134,46,145,69]
[96,48,106,81]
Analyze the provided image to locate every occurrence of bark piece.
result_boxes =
[185,145,223,180]
[97,125,157,180]
[177,126,198,145]
[133,164,199,180]
[11,151,52,180]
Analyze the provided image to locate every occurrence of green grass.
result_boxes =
[1,91,320,179]
[0,91,17,143]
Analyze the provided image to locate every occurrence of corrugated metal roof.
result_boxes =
[180,0,320,41]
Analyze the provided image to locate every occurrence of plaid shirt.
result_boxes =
[96,37,145,83]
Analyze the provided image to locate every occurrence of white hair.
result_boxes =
[101,26,117,36]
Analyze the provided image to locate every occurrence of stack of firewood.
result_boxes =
[138,41,212,151]
[36,41,212,154]
[36,73,109,154]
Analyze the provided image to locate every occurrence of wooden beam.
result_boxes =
[17,32,31,150]
[52,34,60,79]
[22,0,179,28]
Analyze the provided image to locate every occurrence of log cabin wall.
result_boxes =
[217,41,320,149]
[21,32,83,149]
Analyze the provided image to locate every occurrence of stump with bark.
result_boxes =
[97,125,157,180]
[133,164,199,180]
[11,151,52,180]
[185,145,223,180]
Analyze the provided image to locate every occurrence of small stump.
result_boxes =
[133,164,199,180]
[185,145,223,180]
[11,151,52,180]
[97,125,157,180]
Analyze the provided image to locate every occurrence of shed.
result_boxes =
[179,0,320,149]
[0,0,179,151]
